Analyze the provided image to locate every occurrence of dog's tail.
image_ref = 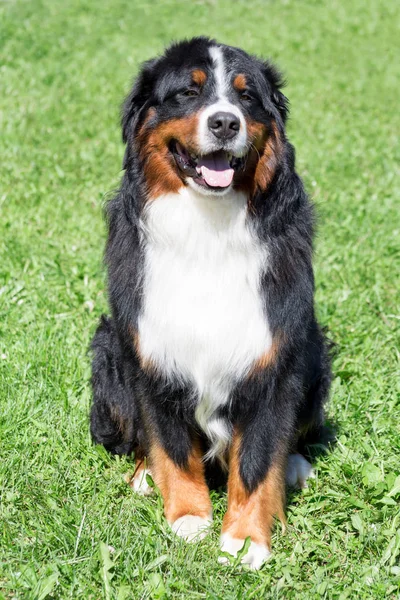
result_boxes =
[90,315,140,456]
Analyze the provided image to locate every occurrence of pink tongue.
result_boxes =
[197,151,234,188]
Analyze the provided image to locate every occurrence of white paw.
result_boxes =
[286,454,315,489]
[171,514,212,542]
[130,468,154,496]
[218,533,271,570]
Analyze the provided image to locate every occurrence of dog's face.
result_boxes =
[122,37,288,199]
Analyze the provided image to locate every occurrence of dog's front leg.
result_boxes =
[219,428,287,570]
[149,436,213,542]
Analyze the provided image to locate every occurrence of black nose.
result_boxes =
[208,112,240,140]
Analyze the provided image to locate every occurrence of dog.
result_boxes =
[90,37,331,569]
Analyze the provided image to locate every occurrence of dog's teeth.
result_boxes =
[190,153,197,161]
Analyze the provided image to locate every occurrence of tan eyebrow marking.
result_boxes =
[233,73,247,91]
[192,69,207,86]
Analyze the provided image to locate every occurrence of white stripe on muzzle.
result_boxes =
[197,46,247,156]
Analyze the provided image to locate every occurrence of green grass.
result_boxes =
[1,0,399,597]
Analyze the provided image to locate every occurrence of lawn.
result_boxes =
[1,0,399,597]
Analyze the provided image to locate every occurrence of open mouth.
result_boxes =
[171,141,246,191]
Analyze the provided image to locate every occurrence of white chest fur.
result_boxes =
[138,188,272,457]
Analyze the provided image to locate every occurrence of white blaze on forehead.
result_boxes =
[209,46,229,101]
[196,46,247,156]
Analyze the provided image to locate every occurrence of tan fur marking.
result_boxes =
[253,121,283,194]
[234,120,283,204]
[249,335,281,377]
[150,440,212,523]
[131,329,155,372]
[137,114,200,199]
[246,118,268,150]
[222,432,286,547]
[132,329,140,356]
[233,73,247,92]
[192,69,207,86]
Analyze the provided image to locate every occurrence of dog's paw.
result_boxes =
[171,515,212,542]
[286,453,315,489]
[128,468,155,496]
[218,533,270,570]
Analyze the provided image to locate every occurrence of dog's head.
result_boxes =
[122,37,288,199]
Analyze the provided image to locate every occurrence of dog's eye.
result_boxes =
[182,89,199,97]
[240,92,252,102]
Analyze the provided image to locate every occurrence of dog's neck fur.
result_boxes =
[141,187,251,248]
[137,186,272,459]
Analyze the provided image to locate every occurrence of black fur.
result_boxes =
[90,37,331,495]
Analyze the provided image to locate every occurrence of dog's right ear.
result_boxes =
[121,58,158,145]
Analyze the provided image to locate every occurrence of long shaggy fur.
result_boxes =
[89,37,332,565]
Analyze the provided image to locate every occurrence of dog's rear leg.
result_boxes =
[90,315,140,457]
[286,325,333,488]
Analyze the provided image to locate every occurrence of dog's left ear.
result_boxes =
[121,58,158,144]
[262,61,289,125]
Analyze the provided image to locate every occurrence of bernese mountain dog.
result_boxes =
[90,37,332,569]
